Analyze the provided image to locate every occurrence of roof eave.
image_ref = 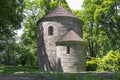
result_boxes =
[37,16,84,26]
[56,41,88,46]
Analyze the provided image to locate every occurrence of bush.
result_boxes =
[86,57,100,71]
[86,50,120,71]
[97,50,120,71]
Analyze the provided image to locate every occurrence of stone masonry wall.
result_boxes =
[38,17,84,72]
[56,44,86,72]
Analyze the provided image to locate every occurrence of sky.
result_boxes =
[66,0,84,10]
[17,0,84,36]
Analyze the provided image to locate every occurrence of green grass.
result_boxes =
[51,73,103,80]
[0,66,120,80]
[113,72,120,80]
[0,66,39,74]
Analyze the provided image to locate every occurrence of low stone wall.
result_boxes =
[0,72,119,80]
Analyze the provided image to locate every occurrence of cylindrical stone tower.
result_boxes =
[37,6,87,72]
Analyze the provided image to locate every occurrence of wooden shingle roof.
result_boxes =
[45,6,77,18]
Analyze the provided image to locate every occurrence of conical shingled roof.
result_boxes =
[45,6,77,18]
[56,30,85,43]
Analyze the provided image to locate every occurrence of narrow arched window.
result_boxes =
[48,26,53,35]
[67,46,70,54]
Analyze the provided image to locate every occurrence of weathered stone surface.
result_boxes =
[37,6,86,72]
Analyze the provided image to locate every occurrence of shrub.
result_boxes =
[97,50,120,71]
[86,50,120,71]
[86,57,100,71]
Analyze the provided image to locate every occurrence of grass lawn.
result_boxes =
[0,66,39,74]
[0,66,120,80]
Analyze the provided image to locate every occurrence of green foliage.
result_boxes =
[86,57,100,71]
[18,43,38,66]
[87,50,120,71]
[0,37,20,65]
[0,66,120,80]
[97,50,120,71]
[80,74,102,80]
[113,72,120,80]
[0,66,39,74]
[52,73,66,80]
[80,0,120,57]
[0,0,24,66]
[52,73,102,80]
[0,0,24,27]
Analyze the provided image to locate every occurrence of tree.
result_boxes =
[80,0,120,57]
[0,0,24,65]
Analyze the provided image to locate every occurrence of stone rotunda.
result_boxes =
[37,6,87,72]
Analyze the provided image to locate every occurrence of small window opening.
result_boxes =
[48,26,53,35]
[67,46,70,54]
